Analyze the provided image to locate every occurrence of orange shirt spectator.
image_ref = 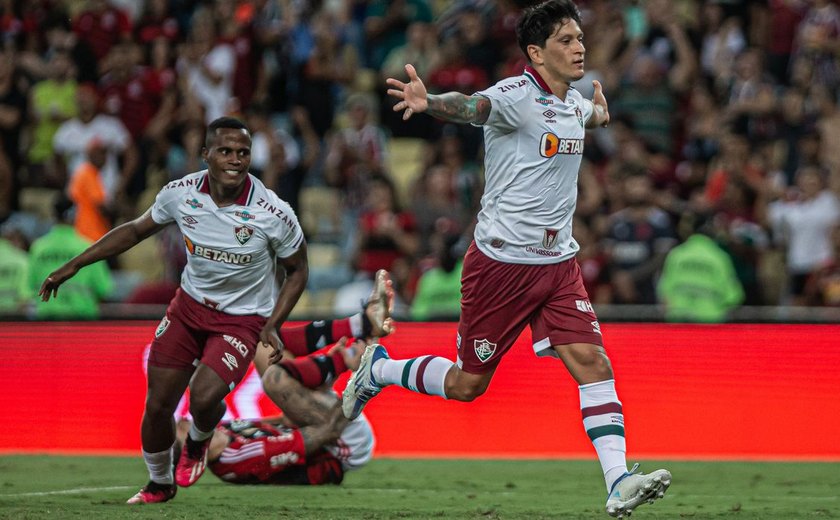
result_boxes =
[69,141,111,242]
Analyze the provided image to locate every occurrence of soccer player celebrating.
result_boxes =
[39,117,308,504]
[343,1,671,517]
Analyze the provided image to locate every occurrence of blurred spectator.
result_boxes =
[0,231,32,314]
[803,225,840,306]
[699,2,747,82]
[410,232,463,321]
[765,0,805,85]
[410,163,465,258]
[176,6,235,122]
[27,196,113,320]
[427,36,489,95]
[363,0,433,70]
[135,0,180,45]
[602,168,678,304]
[52,84,137,208]
[215,0,261,110]
[325,92,389,213]
[380,21,440,83]
[99,40,166,141]
[457,7,501,83]
[26,50,78,189]
[20,11,100,84]
[712,180,770,306]
[790,0,840,91]
[722,48,777,141]
[704,132,766,208]
[574,216,611,304]
[72,0,132,62]
[292,10,359,141]
[810,84,840,176]
[0,48,25,219]
[657,219,745,323]
[353,174,418,301]
[68,137,112,242]
[764,166,840,305]
[247,104,312,213]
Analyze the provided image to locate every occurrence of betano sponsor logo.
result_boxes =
[184,236,253,265]
[539,133,584,157]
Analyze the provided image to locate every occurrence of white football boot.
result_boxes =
[605,464,671,518]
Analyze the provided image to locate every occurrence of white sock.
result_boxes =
[188,423,214,442]
[349,313,363,338]
[143,447,174,485]
[374,356,452,398]
[579,379,627,492]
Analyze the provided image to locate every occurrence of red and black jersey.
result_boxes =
[208,420,343,486]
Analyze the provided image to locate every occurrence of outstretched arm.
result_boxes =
[386,63,491,125]
[39,208,166,301]
[586,80,610,128]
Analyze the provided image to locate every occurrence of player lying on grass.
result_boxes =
[129,270,394,501]
[175,337,374,485]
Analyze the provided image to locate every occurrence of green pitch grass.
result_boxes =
[0,456,837,519]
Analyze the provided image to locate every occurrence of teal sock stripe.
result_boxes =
[401,358,418,390]
[587,425,625,441]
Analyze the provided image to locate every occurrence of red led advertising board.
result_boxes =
[1,322,838,460]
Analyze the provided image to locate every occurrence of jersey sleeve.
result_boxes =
[473,82,526,133]
[264,195,305,259]
[581,97,595,125]
[150,184,179,225]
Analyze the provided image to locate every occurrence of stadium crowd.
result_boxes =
[0,0,839,319]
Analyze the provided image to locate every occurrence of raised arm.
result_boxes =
[39,208,167,301]
[586,80,610,129]
[386,63,491,125]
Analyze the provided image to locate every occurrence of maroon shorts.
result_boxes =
[148,289,266,390]
[457,242,603,374]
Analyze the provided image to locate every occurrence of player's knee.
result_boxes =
[261,365,292,401]
[189,392,222,416]
[144,395,177,418]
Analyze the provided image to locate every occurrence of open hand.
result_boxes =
[386,64,429,120]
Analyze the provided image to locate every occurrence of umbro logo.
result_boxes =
[221,352,239,371]
[543,109,557,119]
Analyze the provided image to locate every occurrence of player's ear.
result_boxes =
[527,44,543,65]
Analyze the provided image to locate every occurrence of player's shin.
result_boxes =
[579,379,627,491]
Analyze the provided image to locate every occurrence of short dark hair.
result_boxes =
[516,0,582,60]
[205,117,250,148]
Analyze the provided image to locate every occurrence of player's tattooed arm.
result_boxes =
[426,93,491,125]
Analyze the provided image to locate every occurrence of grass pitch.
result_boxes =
[0,456,837,519]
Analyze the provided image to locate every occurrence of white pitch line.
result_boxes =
[0,485,134,498]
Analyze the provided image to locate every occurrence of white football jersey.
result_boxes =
[151,170,304,316]
[473,66,593,264]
